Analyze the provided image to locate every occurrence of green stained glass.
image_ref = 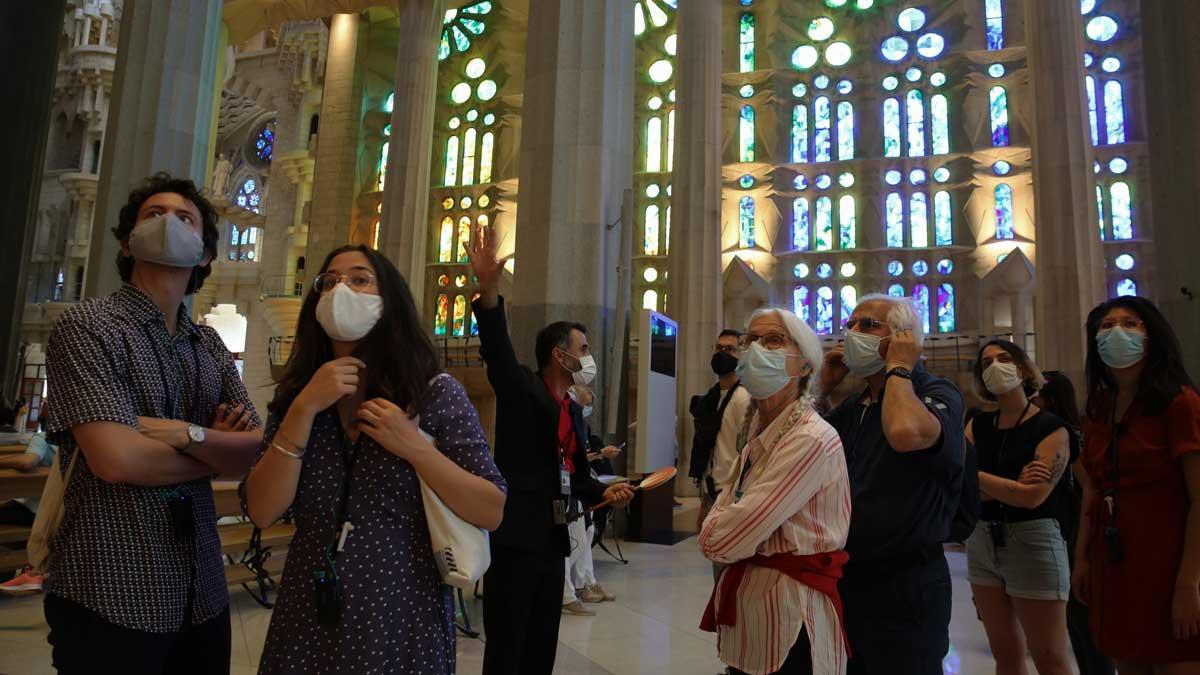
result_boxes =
[451,25,470,52]
[814,97,831,163]
[792,105,808,163]
[463,1,492,14]
[739,14,755,73]
[907,90,925,157]
[883,97,901,158]
[886,192,904,247]
[647,0,669,28]
[739,105,755,162]
[839,194,856,249]
[444,136,459,186]
[479,132,494,183]
[934,191,952,245]
[434,295,449,335]
[461,128,477,185]
[645,205,660,255]
[815,196,833,251]
[931,94,949,155]
[460,18,485,35]
[837,101,854,160]
[439,34,450,60]
[910,192,929,247]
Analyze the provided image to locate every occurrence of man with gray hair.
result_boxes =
[815,294,965,675]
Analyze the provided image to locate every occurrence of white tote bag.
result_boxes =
[418,375,491,589]
[27,447,80,572]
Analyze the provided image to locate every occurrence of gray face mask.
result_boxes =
[127,213,206,268]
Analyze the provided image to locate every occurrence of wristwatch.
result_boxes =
[885,366,913,382]
[182,424,206,455]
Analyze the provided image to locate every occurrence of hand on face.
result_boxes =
[884,328,922,371]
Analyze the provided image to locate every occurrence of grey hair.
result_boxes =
[856,293,925,347]
[746,307,824,397]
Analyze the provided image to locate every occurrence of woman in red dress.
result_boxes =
[1076,296,1200,674]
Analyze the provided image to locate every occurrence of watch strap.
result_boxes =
[885,366,912,381]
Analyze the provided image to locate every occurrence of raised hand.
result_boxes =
[818,344,849,397]
[295,356,365,415]
[465,222,504,308]
[884,328,922,372]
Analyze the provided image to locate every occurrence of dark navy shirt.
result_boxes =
[825,365,965,565]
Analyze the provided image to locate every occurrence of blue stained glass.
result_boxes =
[739,196,755,247]
[934,191,953,246]
[815,196,833,251]
[739,175,754,188]
[793,83,809,98]
[841,286,858,327]
[795,263,810,278]
[837,79,853,94]
[937,283,956,333]
[451,25,471,51]
[1116,278,1137,297]
[907,90,926,157]
[989,64,1006,78]
[254,124,275,162]
[814,75,831,90]
[993,160,1012,175]
[793,197,810,250]
[1115,253,1134,270]
[1097,184,1106,240]
[885,170,902,185]
[463,1,492,14]
[936,259,954,274]
[839,195,856,249]
[1110,157,1128,173]
[995,183,1015,239]
[1111,181,1132,239]
[461,18,485,35]
[837,101,855,160]
[884,98,901,158]
[439,34,451,60]
[1086,76,1100,145]
[1080,0,1096,14]
[792,105,809,163]
[794,174,809,190]
[910,192,929,247]
[913,260,929,276]
[817,287,834,335]
[1104,80,1126,144]
[985,0,1004,50]
[990,86,1010,147]
[888,283,905,297]
[934,167,950,182]
[739,13,755,73]
[1086,16,1119,42]
[916,33,945,59]
[739,105,755,162]
[817,263,833,278]
[886,193,904,247]
[814,97,832,163]
[888,260,904,277]
[883,76,899,91]
[912,284,931,334]
[881,37,909,62]
[816,174,832,189]
[931,94,949,155]
[795,287,811,322]
[910,169,927,185]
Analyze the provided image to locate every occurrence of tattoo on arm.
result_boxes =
[1049,451,1068,483]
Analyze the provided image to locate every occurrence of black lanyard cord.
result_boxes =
[995,398,1033,521]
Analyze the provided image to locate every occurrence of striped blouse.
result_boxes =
[699,403,851,675]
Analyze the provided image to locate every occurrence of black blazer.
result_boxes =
[473,297,607,558]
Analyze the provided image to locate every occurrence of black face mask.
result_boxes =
[711,351,738,376]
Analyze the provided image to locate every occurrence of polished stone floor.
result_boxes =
[0,534,1016,674]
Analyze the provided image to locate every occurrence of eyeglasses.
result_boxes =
[714,344,738,355]
[314,271,377,294]
[844,317,887,332]
[1098,317,1145,331]
[740,332,792,351]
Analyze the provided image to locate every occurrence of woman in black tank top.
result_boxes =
[965,340,1075,675]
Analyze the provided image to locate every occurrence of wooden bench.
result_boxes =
[0,525,31,544]
[218,522,295,556]
[0,468,48,502]
[0,444,27,456]
[212,480,242,518]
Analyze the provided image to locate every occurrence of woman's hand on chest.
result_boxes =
[356,398,435,462]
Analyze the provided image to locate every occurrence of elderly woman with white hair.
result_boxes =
[698,307,852,675]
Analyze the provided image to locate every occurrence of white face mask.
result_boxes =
[563,353,597,387]
[315,283,383,342]
[982,361,1023,396]
[843,330,887,378]
[128,213,206,268]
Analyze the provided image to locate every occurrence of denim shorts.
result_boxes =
[966,518,1070,601]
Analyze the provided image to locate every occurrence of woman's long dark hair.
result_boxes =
[269,245,441,415]
[1084,295,1195,420]
[1038,371,1082,431]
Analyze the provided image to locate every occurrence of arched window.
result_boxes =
[989,86,1010,147]
[1086,75,1100,145]
[642,289,659,310]
[883,97,901,158]
[738,196,755,248]
[794,286,810,323]
[645,205,661,255]
[934,191,953,246]
[910,192,929,247]
[840,286,857,328]
[1096,184,1107,240]
[739,13,755,73]
[461,128,477,185]
[814,97,831,163]
[647,116,662,171]
[479,131,495,183]
[438,217,454,262]
[739,105,755,162]
[816,286,834,335]
[434,294,450,335]
[1103,80,1126,144]
[815,196,833,251]
[886,192,904,247]
[235,177,263,214]
[995,183,1015,239]
[452,296,467,336]
[906,90,925,157]
[253,121,275,163]
[791,105,809,163]
[444,135,459,186]
[837,101,855,160]
[457,217,472,262]
[839,195,856,249]
[1116,278,1137,297]
[931,94,949,154]
[793,197,810,251]
[937,283,956,333]
[888,283,905,298]
[1110,181,1132,240]
[911,284,931,334]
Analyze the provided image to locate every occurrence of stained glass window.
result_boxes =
[479,132,495,183]
[839,195,856,249]
[1103,80,1126,144]
[815,196,833,251]
[934,191,953,246]
[985,0,1004,50]
[457,217,471,262]
[645,205,661,255]
[461,128,477,185]
[910,192,929,248]
[888,283,905,297]
[837,101,854,160]
[794,286,810,322]
[886,192,904,247]
[911,284,931,334]
[235,177,262,214]
[1111,181,1132,239]
[814,97,831,163]
[667,109,676,171]
[931,94,949,155]
[434,294,449,335]
[906,90,925,157]
[883,97,901,158]
[816,286,834,335]
[647,117,662,171]
[452,296,467,336]
[793,197,810,251]
[1085,76,1100,145]
[440,2,493,61]
[995,183,1015,239]
[840,286,857,327]
[739,196,755,248]
[937,283,955,333]
[1096,184,1106,240]
[444,136,459,186]
[739,13,755,73]
[792,105,809,163]
[989,86,1010,147]
[254,122,275,162]
[643,289,659,310]
[1116,278,1136,297]
[439,217,454,262]
[739,105,755,162]
[377,141,389,191]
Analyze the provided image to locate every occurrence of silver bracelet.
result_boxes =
[270,440,305,461]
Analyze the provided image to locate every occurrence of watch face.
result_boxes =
[189,425,206,443]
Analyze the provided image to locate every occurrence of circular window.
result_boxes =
[840,262,857,278]
[817,263,833,279]
[442,197,454,210]
[648,96,663,110]
[988,64,1006,78]
[792,83,809,98]
[816,174,832,189]
[646,184,660,198]
[739,84,755,98]
[888,260,904,277]
[1109,157,1128,174]
[993,161,1013,176]
[476,80,498,101]
[906,67,923,82]
[825,42,853,67]
[930,72,947,86]
[909,169,927,185]
[793,174,809,190]
[1101,57,1121,73]
[934,167,951,183]
[1086,16,1119,42]
[478,194,491,207]
[885,170,902,185]
[739,175,755,189]
[808,17,836,41]
[880,36,909,62]
[916,33,945,59]
[837,79,853,94]
[460,196,473,209]
[664,34,677,56]
[795,263,810,278]
[814,75,831,89]
[643,267,659,282]
[838,172,855,187]
[465,58,486,79]
[449,117,461,129]
[648,60,673,83]
[451,82,472,104]
[882,75,900,91]
[792,46,820,70]
[913,260,929,276]
[898,8,926,32]
[936,259,954,275]
[1114,254,1134,271]
[466,109,479,122]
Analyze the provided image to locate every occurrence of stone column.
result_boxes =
[304,12,365,273]
[377,0,445,300]
[508,0,633,392]
[0,0,67,400]
[1025,0,1104,384]
[84,0,224,299]
[1141,1,1200,378]
[666,0,723,493]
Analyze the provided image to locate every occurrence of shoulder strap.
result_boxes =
[715,383,741,423]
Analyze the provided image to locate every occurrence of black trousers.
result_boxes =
[481,548,564,675]
[44,593,231,675]
[841,554,952,675]
[729,628,813,675]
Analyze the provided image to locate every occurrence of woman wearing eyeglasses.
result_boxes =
[698,308,851,675]
[244,245,506,674]
[1075,296,1200,673]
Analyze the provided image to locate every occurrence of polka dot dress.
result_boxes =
[256,374,505,674]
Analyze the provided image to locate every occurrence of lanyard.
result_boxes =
[329,425,362,562]
[994,399,1032,521]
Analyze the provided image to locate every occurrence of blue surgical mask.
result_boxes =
[1097,327,1145,369]
[843,330,887,378]
[735,342,802,400]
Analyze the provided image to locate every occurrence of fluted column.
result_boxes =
[304,12,365,273]
[508,0,633,392]
[1026,0,1104,382]
[377,0,444,301]
[667,0,723,494]
[84,0,224,298]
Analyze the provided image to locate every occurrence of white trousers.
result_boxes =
[562,516,597,604]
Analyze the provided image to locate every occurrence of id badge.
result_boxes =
[559,467,572,496]
[552,499,568,525]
